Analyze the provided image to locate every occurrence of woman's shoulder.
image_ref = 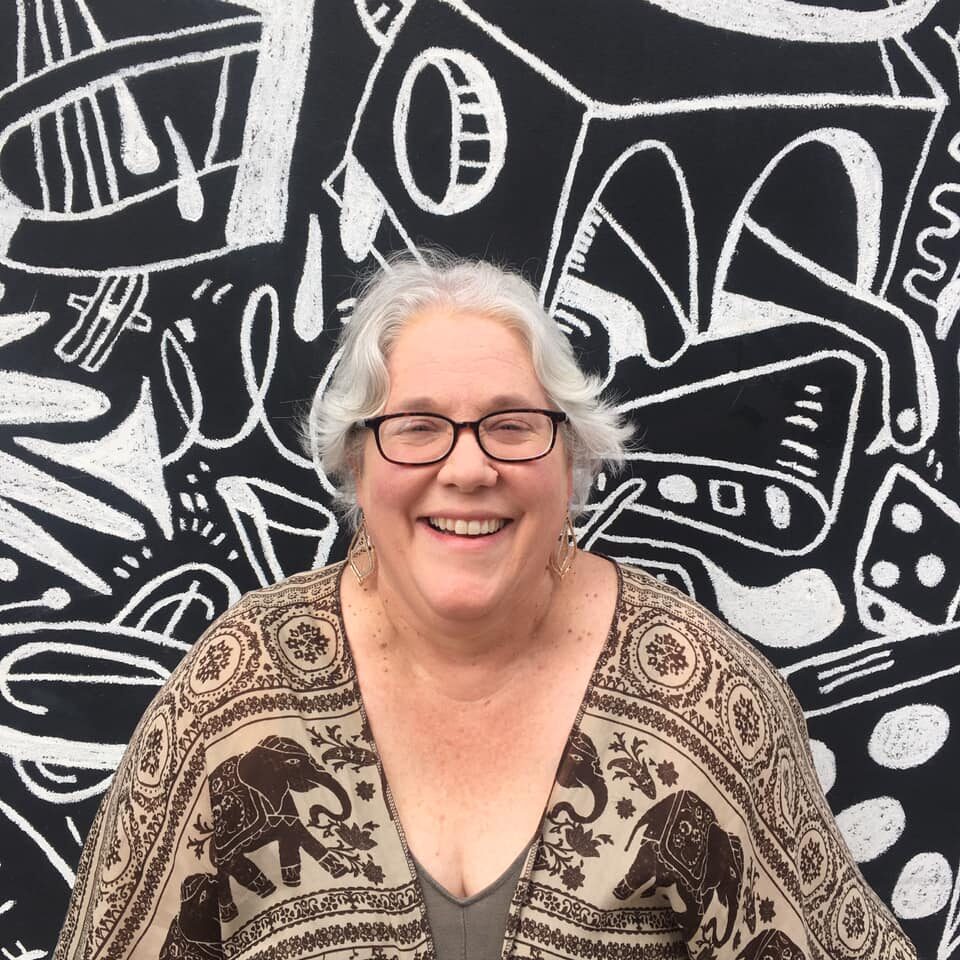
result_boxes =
[607,558,805,731]
[160,560,353,724]
[217,560,347,623]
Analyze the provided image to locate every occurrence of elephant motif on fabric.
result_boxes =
[548,729,608,823]
[736,928,807,959]
[614,789,744,953]
[159,873,222,960]
[206,735,352,921]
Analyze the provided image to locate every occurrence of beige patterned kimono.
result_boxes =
[55,561,917,960]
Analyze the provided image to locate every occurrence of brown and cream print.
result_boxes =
[54,561,916,960]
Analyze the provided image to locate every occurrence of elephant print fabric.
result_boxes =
[53,562,915,960]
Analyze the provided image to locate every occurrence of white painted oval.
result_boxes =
[870,560,899,588]
[891,501,923,533]
[835,796,905,862]
[916,554,945,588]
[869,703,950,770]
[808,738,836,794]
[764,485,791,530]
[658,474,697,504]
[892,852,952,919]
[394,49,507,215]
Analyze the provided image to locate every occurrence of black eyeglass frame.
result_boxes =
[360,408,568,465]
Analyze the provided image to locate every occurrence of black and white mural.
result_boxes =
[1,0,960,955]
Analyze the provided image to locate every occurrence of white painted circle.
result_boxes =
[869,703,949,770]
[808,738,836,794]
[42,587,71,610]
[896,408,918,432]
[891,502,922,533]
[835,796,905,862]
[892,852,953,919]
[870,560,900,589]
[0,558,18,581]
[916,554,945,589]
[658,474,697,504]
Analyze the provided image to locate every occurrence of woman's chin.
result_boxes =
[411,569,518,624]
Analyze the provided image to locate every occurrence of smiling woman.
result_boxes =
[54,253,917,960]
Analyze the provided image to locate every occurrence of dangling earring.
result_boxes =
[550,513,577,579]
[348,515,376,585]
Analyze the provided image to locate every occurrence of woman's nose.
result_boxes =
[436,427,498,488]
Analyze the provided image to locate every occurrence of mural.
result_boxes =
[0,0,959,956]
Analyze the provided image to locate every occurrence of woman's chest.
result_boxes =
[363,664,592,899]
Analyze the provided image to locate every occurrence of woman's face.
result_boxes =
[354,307,573,624]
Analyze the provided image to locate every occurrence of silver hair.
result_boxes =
[304,251,632,531]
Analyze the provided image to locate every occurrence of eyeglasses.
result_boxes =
[360,409,568,465]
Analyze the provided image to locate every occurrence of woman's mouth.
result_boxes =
[425,517,510,537]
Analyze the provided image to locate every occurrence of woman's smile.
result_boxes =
[420,516,514,545]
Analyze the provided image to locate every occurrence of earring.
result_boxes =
[550,513,577,579]
[348,515,376,585]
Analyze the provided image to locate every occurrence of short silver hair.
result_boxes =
[305,251,632,531]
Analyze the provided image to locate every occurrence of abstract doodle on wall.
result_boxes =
[1,1,960,957]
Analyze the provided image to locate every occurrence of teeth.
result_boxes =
[428,517,506,536]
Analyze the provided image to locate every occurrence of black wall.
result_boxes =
[1,1,959,956]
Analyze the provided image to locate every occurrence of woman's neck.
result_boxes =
[342,563,575,706]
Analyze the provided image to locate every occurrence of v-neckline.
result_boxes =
[412,836,535,907]
[333,556,625,960]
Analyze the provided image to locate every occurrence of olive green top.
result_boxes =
[412,842,533,960]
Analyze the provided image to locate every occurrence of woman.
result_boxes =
[55,254,915,960]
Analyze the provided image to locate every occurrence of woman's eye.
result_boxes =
[400,420,441,433]
[491,422,533,435]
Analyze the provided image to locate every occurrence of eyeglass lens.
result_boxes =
[378,412,555,463]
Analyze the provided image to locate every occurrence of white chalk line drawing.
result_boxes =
[222,0,314,249]
[16,376,174,541]
[293,214,324,341]
[579,480,844,648]
[903,26,960,338]
[323,156,423,267]
[1,14,258,179]
[1,941,48,960]
[0,796,75,885]
[204,53,231,169]
[163,115,204,223]
[56,273,152,371]
[869,703,950,771]
[429,1,947,119]
[891,851,952,928]
[854,463,960,634]
[782,617,960,717]
[641,0,939,44]
[354,0,412,46]
[0,309,48,348]
[711,127,940,456]
[110,563,240,637]
[216,475,338,586]
[0,312,174,591]
[394,48,507,216]
[3,0,959,949]
[614,352,865,556]
[0,564,233,806]
[159,284,337,494]
[549,140,698,376]
[0,0,316,273]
